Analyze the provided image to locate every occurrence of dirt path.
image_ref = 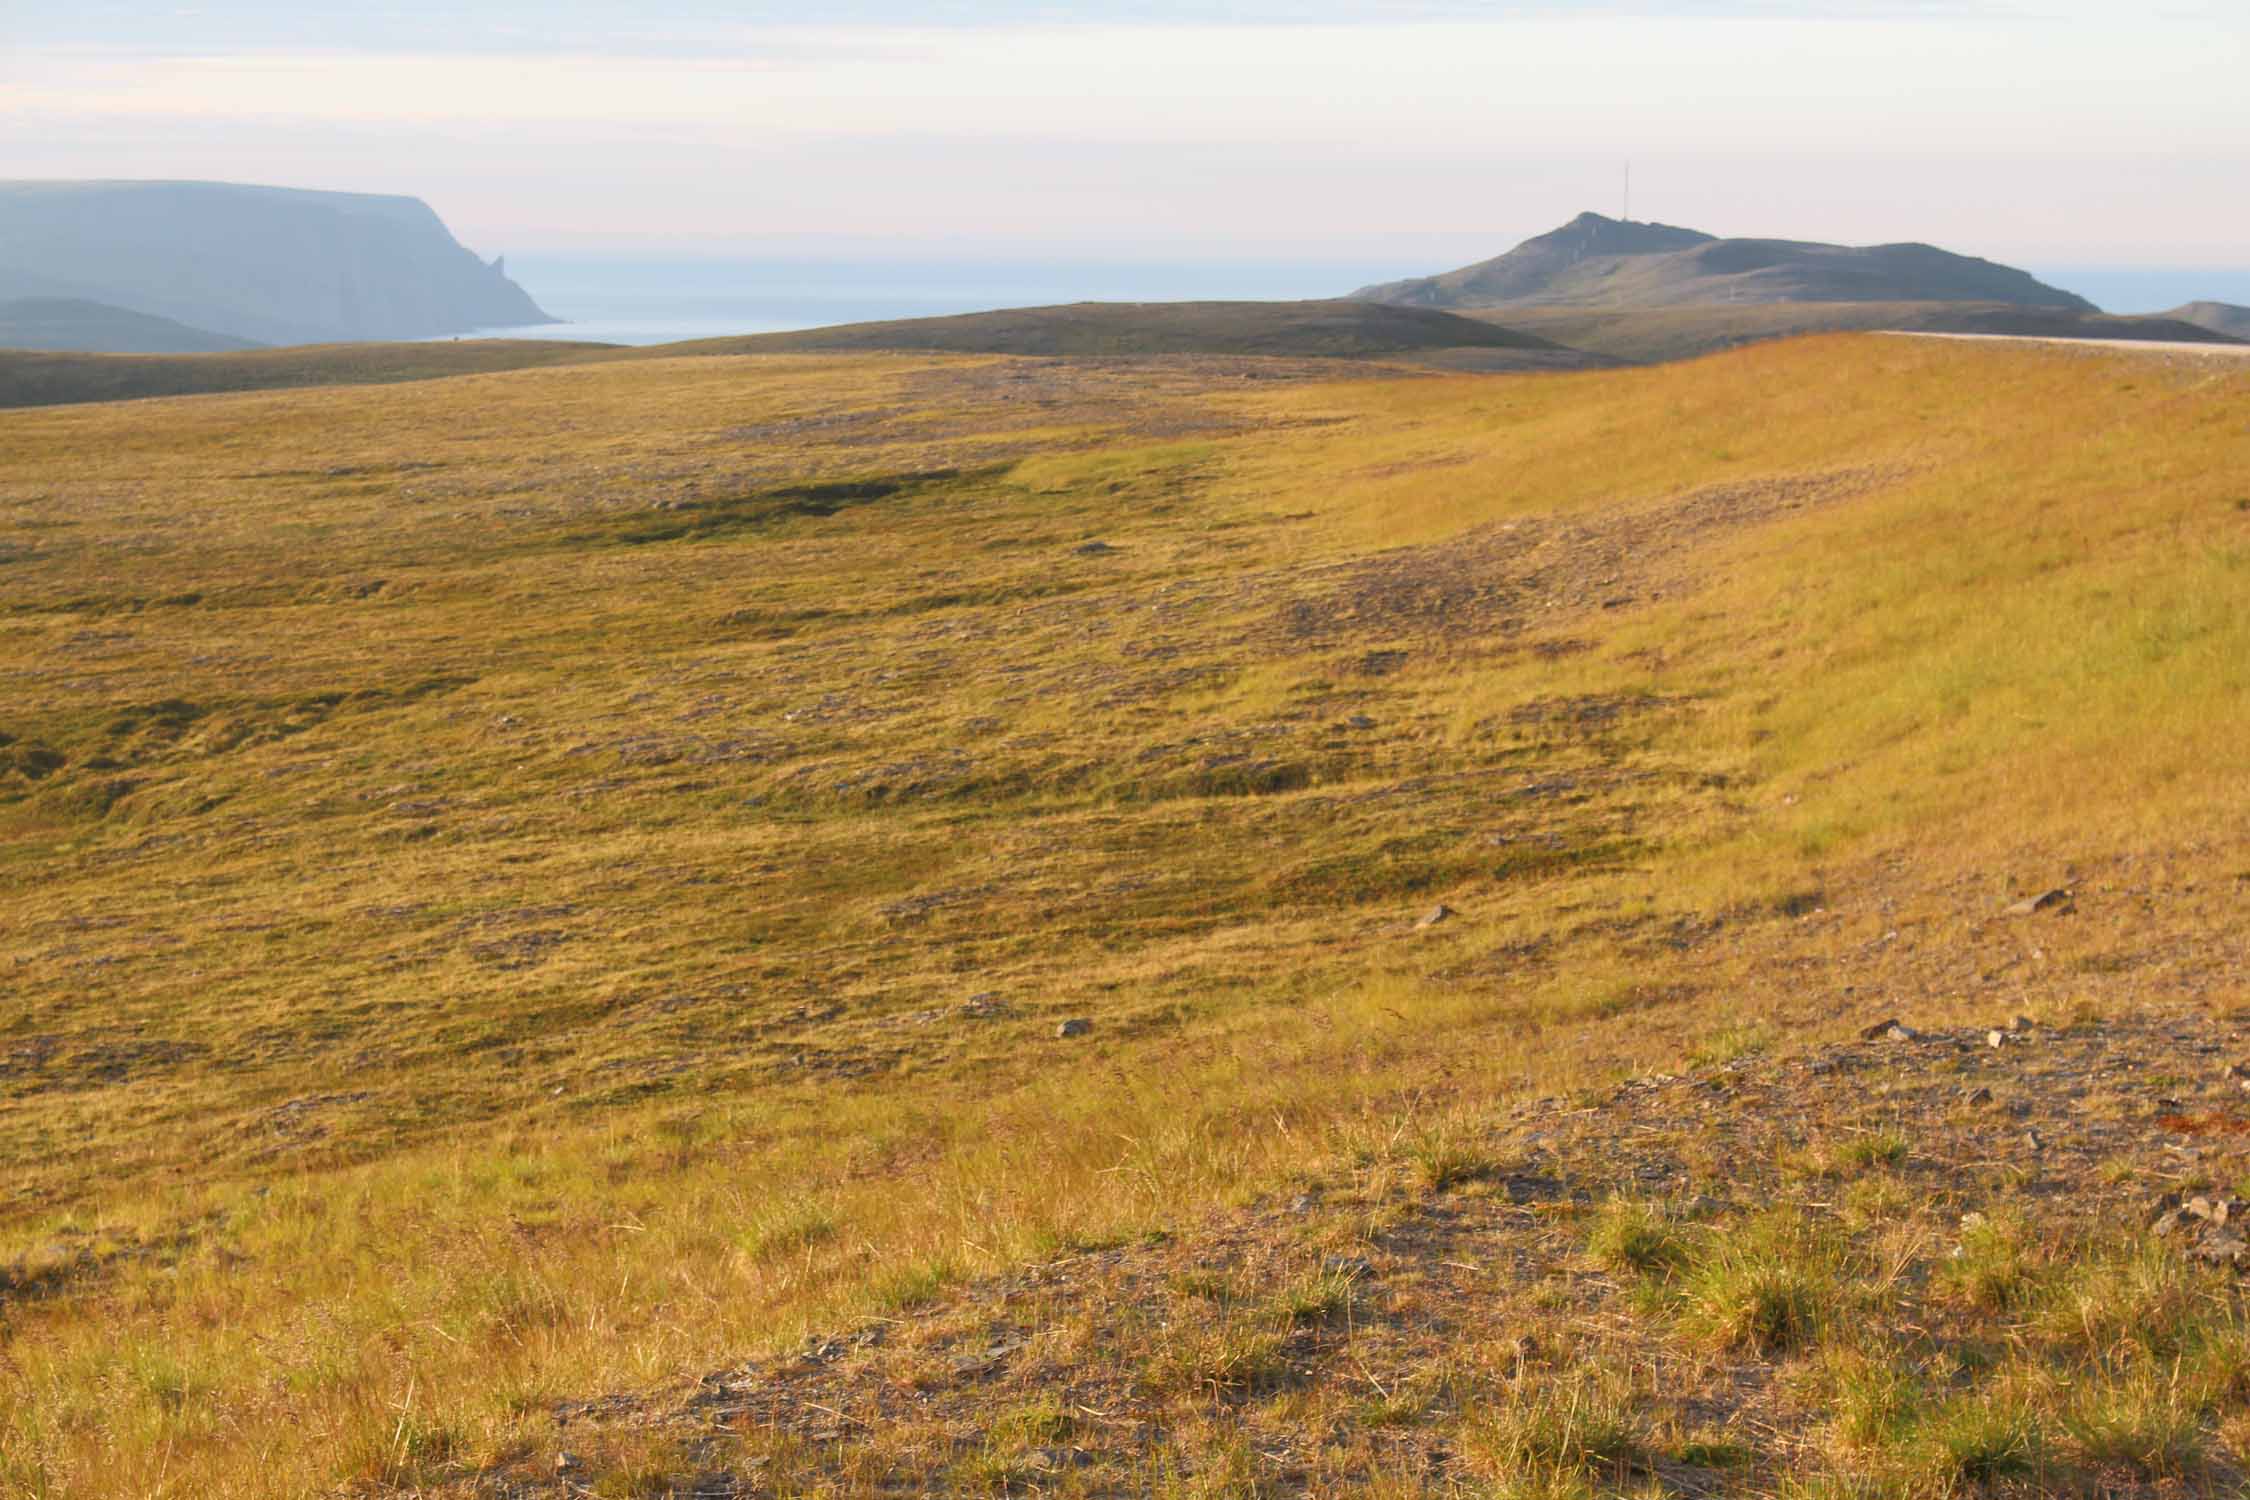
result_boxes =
[1883,330,2250,358]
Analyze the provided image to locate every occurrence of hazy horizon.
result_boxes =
[7,1,2247,276]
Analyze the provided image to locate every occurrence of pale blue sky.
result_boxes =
[7,2,2246,267]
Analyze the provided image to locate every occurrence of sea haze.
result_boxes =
[2031,268,2250,316]
[445,257,2250,346]
[444,255,1452,346]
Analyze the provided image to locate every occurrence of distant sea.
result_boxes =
[442,257,2250,347]
[2033,268,2250,317]
[447,255,1430,346]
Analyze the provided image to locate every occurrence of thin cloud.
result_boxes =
[10,0,2161,61]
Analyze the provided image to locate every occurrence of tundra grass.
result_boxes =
[0,336,2244,1494]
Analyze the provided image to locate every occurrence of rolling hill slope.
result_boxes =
[1477,299,2244,364]
[0,301,1594,410]
[1,335,2246,1495]
[670,298,1586,362]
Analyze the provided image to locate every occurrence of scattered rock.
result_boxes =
[1322,1255,1378,1282]
[555,1452,583,1473]
[1860,1017,1922,1042]
[1987,1030,2007,1049]
[2004,888,2073,918]
[1343,714,1376,730]
[1965,1086,1994,1107]
[2197,1232,2248,1268]
[1055,1018,1093,1039]
[1073,540,1117,556]
[2011,1015,2037,1032]
[2021,1129,2045,1154]
[1415,904,1457,929]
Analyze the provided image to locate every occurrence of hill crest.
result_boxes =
[2165,300,2250,339]
[1354,211,2097,313]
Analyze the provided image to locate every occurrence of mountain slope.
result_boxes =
[1356,211,2096,312]
[0,179,555,346]
[0,296,261,354]
[2164,300,2250,339]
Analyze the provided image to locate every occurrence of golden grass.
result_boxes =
[0,335,2244,1494]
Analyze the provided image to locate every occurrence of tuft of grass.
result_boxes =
[869,1256,956,1313]
[1139,1320,1293,1402]
[1270,1268,1357,1327]
[990,1394,1075,1448]
[1470,1373,1642,1488]
[1826,1352,1927,1453]
[1903,1396,2045,1491]
[1586,1199,1693,1279]
[1171,1268,1237,1302]
[1675,1214,1847,1356]
[737,1201,839,1262]
[1409,1131,1503,1193]
[1830,1131,1909,1173]
[2037,1240,2209,1364]
[1934,1214,2045,1313]
[1358,1389,1435,1429]
[2061,1370,2207,1478]
[1686,1021,1775,1070]
[1674,1435,1756,1469]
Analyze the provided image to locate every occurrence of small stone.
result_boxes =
[556,1452,583,1473]
[2004,888,2073,918]
[1344,714,1376,730]
[1965,1086,1994,1107]
[2187,1196,2216,1221]
[1959,1211,1988,1231]
[1055,1018,1093,1039]
[2194,1231,2247,1268]
[1860,1017,1921,1041]
[1416,904,1457,929]
[1322,1255,1378,1281]
[2011,1015,2037,1032]
[2021,1129,2045,1154]
[1987,1030,2007,1049]
[1073,540,1117,556]
[2143,1191,2184,1229]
